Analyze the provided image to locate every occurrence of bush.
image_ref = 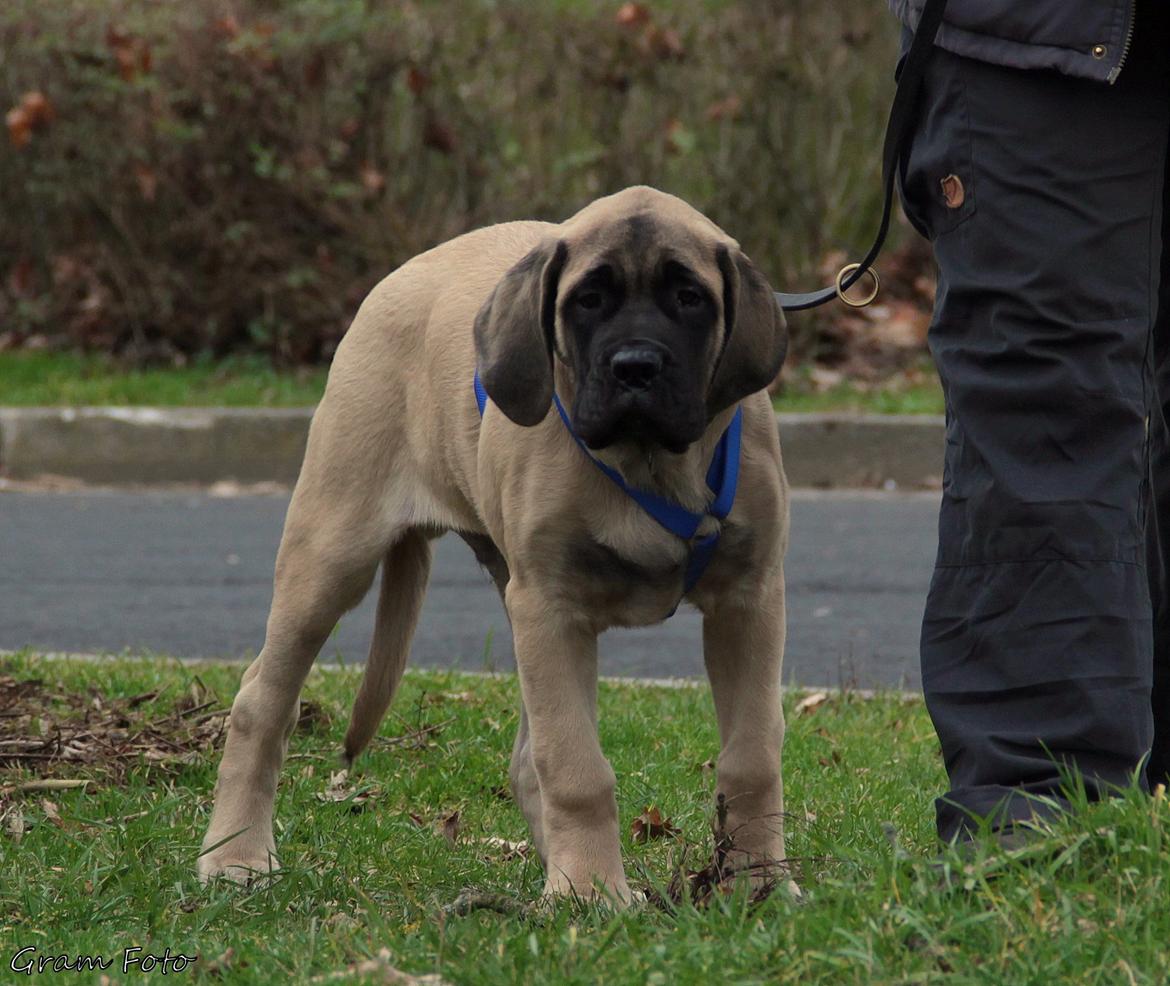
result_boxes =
[0,0,902,365]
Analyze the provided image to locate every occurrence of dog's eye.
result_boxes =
[677,287,703,309]
[576,291,603,311]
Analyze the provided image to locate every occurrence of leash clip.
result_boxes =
[835,263,880,308]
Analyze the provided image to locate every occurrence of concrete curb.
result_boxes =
[4,649,922,698]
[0,406,945,489]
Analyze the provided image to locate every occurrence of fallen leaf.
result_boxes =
[616,3,651,28]
[439,809,461,847]
[113,45,138,81]
[213,16,241,40]
[308,948,451,984]
[405,66,430,95]
[704,95,742,122]
[132,162,158,202]
[794,691,829,716]
[20,91,56,126]
[359,163,385,195]
[474,836,530,861]
[5,106,31,149]
[40,799,62,828]
[201,948,235,977]
[2,805,25,842]
[808,367,844,392]
[303,49,327,88]
[7,258,35,296]
[315,769,381,812]
[423,116,458,155]
[631,805,680,844]
[643,26,685,60]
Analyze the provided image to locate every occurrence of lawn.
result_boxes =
[0,352,328,408]
[0,352,944,415]
[1,652,1166,984]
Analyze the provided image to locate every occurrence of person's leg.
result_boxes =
[901,26,1170,842]
[1145,135,1170,792]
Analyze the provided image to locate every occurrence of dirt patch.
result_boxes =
[0,672,230,786]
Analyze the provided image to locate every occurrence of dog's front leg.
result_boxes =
[507,584,629,904]
[702,570,787,883]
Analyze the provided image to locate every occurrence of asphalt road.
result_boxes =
[1,490,939,689]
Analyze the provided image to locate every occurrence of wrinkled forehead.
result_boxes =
[558,212,725,297]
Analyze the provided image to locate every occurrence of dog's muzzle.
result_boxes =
[609,344,665,392]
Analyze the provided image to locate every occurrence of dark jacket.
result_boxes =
[889,0,1135,83]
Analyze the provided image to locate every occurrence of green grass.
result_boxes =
[773,362,945,416]
[0,352,328,407]
[2,651,1168,984]
[1,351,943,415]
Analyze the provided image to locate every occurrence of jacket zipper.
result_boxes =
[1107,0,1137,83]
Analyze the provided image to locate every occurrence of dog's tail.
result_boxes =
[343,530,432,763]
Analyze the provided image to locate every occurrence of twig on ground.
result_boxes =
[15,778,93,793]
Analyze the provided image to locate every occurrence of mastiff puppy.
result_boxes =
[198,185,790,902]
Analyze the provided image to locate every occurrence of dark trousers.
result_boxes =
[899,13,1170,841]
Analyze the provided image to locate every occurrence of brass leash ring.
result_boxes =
[835,262,880,308]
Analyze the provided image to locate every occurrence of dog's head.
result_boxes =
[474,186,787,453]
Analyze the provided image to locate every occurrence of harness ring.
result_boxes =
[835,263,881,308]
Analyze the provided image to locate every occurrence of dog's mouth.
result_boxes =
[571,383,704,455]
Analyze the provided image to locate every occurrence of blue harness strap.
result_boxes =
[474,370,742,614]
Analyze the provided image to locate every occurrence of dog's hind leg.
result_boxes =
[198,482,397,884]
[343,530,433,762]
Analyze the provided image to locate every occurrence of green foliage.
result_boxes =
[0,0,901,365]
[0,351,944,412]
[0,350,327,406]
[3,652,1169,984]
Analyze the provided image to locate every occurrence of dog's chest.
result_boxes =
[565,519,755,626]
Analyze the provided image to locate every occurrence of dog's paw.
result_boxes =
[197,846,279,886]
[541,873,633,910]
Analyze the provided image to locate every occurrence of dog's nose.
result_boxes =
[609,347,663,391]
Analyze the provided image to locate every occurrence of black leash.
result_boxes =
[774,0,949,312]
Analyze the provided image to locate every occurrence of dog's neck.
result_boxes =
[552,364,735,512]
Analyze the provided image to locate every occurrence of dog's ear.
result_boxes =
[473,240,568,427]
[708,244,788,417]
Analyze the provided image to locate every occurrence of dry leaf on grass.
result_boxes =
[315,769,381,813]
[2,803,25,842]
[200,948,237,978]
[631,805,680,844]
[40,799,62,827]
[438,809,461,847]
[794,691,829,716]
[473,836,530,861]
[309,948,451,985]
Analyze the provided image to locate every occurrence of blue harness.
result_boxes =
[474,371,742,615]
